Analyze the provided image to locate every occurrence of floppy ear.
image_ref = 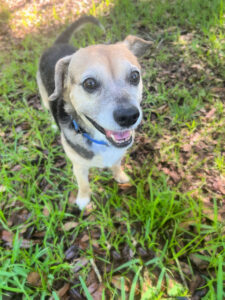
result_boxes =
[123,35,153,57]
[49,55,72,101]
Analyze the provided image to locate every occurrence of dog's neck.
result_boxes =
[71,118,108,146]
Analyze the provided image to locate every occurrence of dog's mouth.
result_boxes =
[85,115,133,148]
[105,129,133,147]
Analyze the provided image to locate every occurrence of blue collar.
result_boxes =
[72,120,108,146]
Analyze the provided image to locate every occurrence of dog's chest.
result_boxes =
[91,143,127,167]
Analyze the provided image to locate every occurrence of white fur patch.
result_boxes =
[91,143,128,167]
[36,70,50,110]
[76,196,90,210]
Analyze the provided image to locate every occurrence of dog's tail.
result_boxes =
[54,15,104,45]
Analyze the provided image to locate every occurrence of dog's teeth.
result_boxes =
[110,132,131,144]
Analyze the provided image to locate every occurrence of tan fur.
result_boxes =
[36,71,50,110]
[111,162,130,183]
[68,43,140,83]
[39,30,151,210]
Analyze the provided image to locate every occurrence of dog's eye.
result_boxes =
[129,71,140,86]
[82,78,99,93]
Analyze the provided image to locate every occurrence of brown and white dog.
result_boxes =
[37,16,151,210]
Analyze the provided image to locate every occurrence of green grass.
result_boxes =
[0,0,225,299]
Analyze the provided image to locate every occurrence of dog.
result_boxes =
[37,16,152,210]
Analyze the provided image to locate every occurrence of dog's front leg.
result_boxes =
[111,160,130,184]
[72,163,91,210]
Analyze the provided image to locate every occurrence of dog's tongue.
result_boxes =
[105,130,131,141]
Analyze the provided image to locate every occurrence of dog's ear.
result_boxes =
[123,35,153,57]
[49,55,72,101]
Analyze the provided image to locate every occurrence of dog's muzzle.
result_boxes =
[85,115,133,148]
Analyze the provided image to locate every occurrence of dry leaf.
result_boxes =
[162,167,180,183]
[191,64,203,70]
[182,144,192,152]
[62,221,78,231]
[11,164,22,172]
[33,231,45,238]
[27,271,42,287]
[1,230,33,248]
[210,87,225,93]
[88,282,99,294]
[111,276,129,292]
[57,283,70,298]
[80,234,89,243]
[73,258,89,273]
[212,178,225,195]
[202,205,224,222]
[118,182,133,190]
[91,284,104,300]
[205,108,216,119]
[43,206,50,217]
[68,191,76,204]
[65,245,79,260]
[1,230,13,243]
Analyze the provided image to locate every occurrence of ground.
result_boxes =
[0,0,225,299]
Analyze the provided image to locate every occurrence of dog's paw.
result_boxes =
[76,197,90,210]
[114,171,130,184]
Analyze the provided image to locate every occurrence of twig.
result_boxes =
[90,258,102,283]
[174,256,188,289]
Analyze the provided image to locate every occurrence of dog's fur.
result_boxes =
[37,16,152,209]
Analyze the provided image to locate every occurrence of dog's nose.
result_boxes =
[113,106,140,127]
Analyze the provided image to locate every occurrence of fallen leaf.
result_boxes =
[33,231,45,238]
[43,206,50,217]
[205,108,216,119]
[202,205,224,222]
[73,258,89,273]
[27,271,42,287]
[212,178,225,195]
[68,191,76,204]
[162,167,180,183]
[118,182,133,190]
[182,144,192,152]
[88,282,99,294]
[57,283,70,298]
[91,283,104,300]
[1,230,33,248]
[210,87,225,93]
[111,276,129,292]
[80,234,89,243]
[191,64,203,71]
[62,222,79,231]
[1,230,13,243]
[65,245,79,260]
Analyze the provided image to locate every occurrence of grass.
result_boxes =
[0,0,225,299]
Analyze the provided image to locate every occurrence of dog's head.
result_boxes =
[50,35,152,148]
